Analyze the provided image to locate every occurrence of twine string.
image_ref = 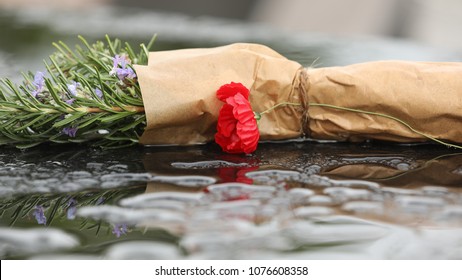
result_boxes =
[297,68,310,137]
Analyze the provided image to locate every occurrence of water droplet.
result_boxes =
[58,182,82,192]
[437,205,462,223]
[204,183,276,201]
[284,220,388,245]
[0,227,78,257]
[307,195,334,205]
[421,186,449,197]
[288,188,315,204]
[324,187,372,201]
[65,171,92,180]
[396,163,410,171]
[99,173,152,188]
[382,187,423,196]
[77,205,185,224]
[303,164,321,175]
[105,241,182,259]
[342,201,384,214]
[72,178,99,189]
[294,206,334,218]
[288,188,315,197]
[97,129,109,135]
[120,192,203,209]
[107,164,128,172]
[327,178,380,189]
[152,175,216,187]
[246,170,301,180]
[86,162,103,170]
[394,195,446,213]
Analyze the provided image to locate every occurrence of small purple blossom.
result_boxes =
[95,88,103,99]
[31,71,45,97]
[62,127,78,137]
[67,81,81,96]
[33,71,45,89]
[112,223,128,238]
[110,54,136,81]
[113,55,122,68]
[112,54,129,69]
[109,55,123,76]
[96,197,105,205]
[111,54,120,70]
[32,205,47,225]
[116,68,136,81]
[65,98,75,105]
[66,198,77,220]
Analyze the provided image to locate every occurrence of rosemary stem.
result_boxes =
[0,105,145,114]
[258,102,302,115]
[81,106,145,113]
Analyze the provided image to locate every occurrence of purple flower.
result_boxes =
[110,54,136,81]
[111,54,121,70]
[110,55,122,76]
[67,81,81,96]
[96,197,105,205]
[116,68,136,81]
[112,223,128,238]
[31,71,45,97]
[112,54,129,69]
[66,198,77,220]
[62,127,78,137]
[95,88,103,99]
[65,98,75,105]
[33,71,45,89]
[32,205,47,225]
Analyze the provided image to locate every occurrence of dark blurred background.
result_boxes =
[1,0,461,79]
[113,0,257,20]
[2,0,460,49]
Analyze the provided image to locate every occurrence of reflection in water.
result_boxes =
[32,205,47,225]
[112,223,129,238]
[1,143,461,259]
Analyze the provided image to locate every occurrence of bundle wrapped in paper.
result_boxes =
[134,43,462,151]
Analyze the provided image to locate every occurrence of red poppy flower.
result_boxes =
[215,82,259,154]
[216,81,250,101]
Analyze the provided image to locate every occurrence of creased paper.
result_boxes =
[307,61,462,143]
[134,43,303,145]
[135,43,462,146]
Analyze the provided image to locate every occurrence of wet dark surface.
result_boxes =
[1,6,462,259]
[1,142,462,259]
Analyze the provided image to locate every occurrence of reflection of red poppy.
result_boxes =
[217,166,258,184]
[215,82,259,154]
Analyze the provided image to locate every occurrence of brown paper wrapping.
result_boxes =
[134,43,304,145]
[308,61,462,143]
[135,43,462,146]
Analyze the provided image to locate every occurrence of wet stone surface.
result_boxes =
[1,142,462,259]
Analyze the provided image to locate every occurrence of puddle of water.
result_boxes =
[1,142,462,259]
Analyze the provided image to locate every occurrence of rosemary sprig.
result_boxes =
[0,35,156,149]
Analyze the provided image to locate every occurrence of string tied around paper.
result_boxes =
[297,68,310,137]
